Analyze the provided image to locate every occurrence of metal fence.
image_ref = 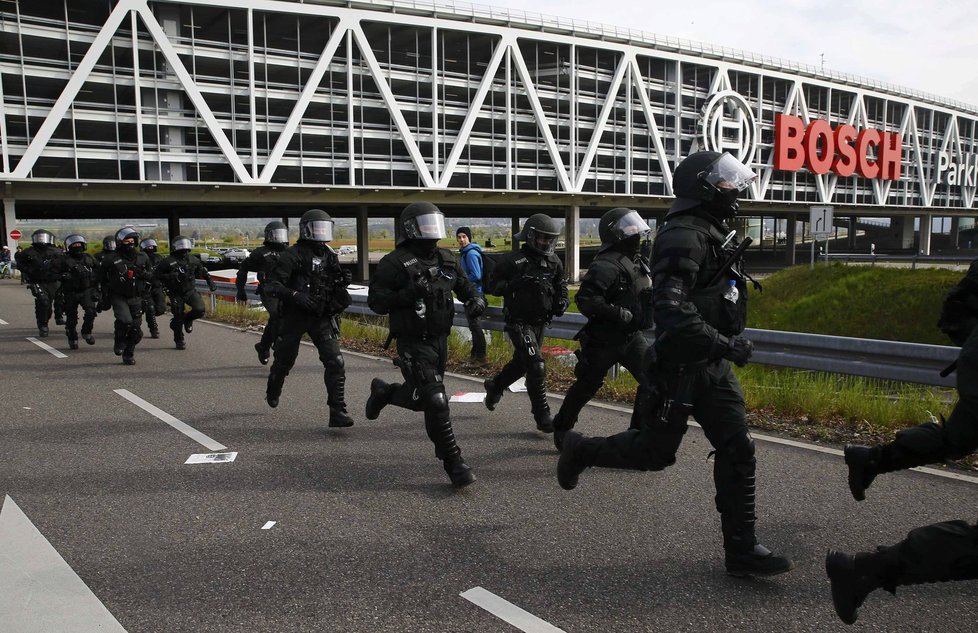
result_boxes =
[203,281,959,388]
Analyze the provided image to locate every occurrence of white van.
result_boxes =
[337,245,357,255]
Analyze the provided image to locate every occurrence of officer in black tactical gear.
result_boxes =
[826,257,978,625]
[263,209,354,428]
[236,220,289,365]
[483,214,569,432]
[98,226,153,365]
[551,207,653,449]
[365,202,486,487]
[16,229,62,337]
[139,238,166,339]
[155,235,216,350]
[55,234,99,349]
[96,235,116,266]
[556,151,792,578]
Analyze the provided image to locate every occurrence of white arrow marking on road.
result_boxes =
[0,496,128,633]
[26,337,67,358]
[114,389,227,451]
[461,587,565,633]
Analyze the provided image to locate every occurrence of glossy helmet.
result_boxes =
[102,235,116,252]
[264,220,288,246]
[31,229,56,247]
[139,238,158,253]
[298,209,334,243]
[396,202,446,246]
[515,213,561,256]
[171,235,193,253]
[598,208,652,252]
[671,150,756,218]
[64,234,87,254]
[115,226,140,250]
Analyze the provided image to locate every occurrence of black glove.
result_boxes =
[208,280,217,292]
[616,307,634,324]
[291,290,317,311]
[98,295,111,312]
[712,333,753,367]
[554,297,569,317]
[465,296,486,319]
[340,269,353,287]
[236,289,248,302]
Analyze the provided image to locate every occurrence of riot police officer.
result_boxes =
[556,151,793,578]
[16,229,62,337]
[551,207,653,449]
[95,235,116,265]
[365,202,486,487]
[55,234,99,349]
[236,221,289,365]
[263,209,354,428]
[139,238,166,338]
[826,257,978,624]
[98,226,153,365]
[483,214,569,432]
[155,235,216,350]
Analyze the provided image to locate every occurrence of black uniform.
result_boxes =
[263,241,352,422]
[366,244,481,484]
[155,252,215,347]
[236,244,286,362]
[484,245,568,429]
[55,251,99,347]
[16,243,62,336]
[98,249,153,364]
[552,246,652,437]
[142,250,166,338]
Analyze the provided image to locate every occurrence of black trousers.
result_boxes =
[31,281,60,328]
[168,291,205,340]
[268,310,346,411]
[63,288,97,339]
[490,322,550,416]
[467,314,487,358]
[257,293,283,354]
[110,295,143,355]
[884,519,978,587]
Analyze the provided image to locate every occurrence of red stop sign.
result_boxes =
[9,229,21,240]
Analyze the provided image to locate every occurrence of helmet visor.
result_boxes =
[612,211,652,240]
[65,235,86,249]
[171,237,193,252]
[702,153,756,193]
[527,228,557,255]
[302,220,334,242]
[405,213,446,241]
[33,232,55,246]
[266,228,288,244]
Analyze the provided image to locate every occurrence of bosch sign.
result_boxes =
[774,114,902,181]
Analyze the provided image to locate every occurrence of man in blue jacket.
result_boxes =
[456,226,487,363]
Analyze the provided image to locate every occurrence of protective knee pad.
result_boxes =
[188,307,205,320]
[324,354,345,374]
[420,384,449,415]
[526,360,546,382]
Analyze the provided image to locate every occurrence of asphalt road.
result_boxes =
[1,278,976,632]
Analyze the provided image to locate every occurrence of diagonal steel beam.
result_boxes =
[629,56,673,196]
[573,52,628,191]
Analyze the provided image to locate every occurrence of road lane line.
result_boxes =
[460,587,565,633]
[26,337,67,358]
[0,317,9,324]
[261,521,276,530]
[114,389,227,451]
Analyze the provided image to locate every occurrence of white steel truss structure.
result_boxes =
[2,0,977,210]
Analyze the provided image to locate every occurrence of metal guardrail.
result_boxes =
[823,253,975,269]
[202,280,959,387]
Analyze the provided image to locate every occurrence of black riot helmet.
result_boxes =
[115,226,139,253]
[171,235,193,254]
[515,214,561,256]
[298,209,334,244]
[264,221,289,247]
[32,229,56,247]
[670,150,756,219]
[64,234,87,256]
[396,202,446,246]
[102,235,116,253]
[139,238,158,254]
[598,208,652,253]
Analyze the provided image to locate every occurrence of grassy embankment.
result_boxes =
[208,263,966,453]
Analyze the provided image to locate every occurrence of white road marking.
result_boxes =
[461,587,565,633]
[0,317,9,324]
[114,389,227,451]
[26,337,67,358]
[261,521,276,530]
[185,452,237,464]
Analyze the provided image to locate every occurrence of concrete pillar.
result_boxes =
[919,214,932,255]
[849,217,858,248]
[784,213,797,266]
[167,211,180,245]
[511,216,521,251]
[564,205,581,283]
[2,198,16,253]
[891,215,915,249]
[950,216,960,249]
[356,205,370,282]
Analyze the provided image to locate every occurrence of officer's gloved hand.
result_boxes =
[616,307,634,324]
[236,289,248,302]
[712,333,753,367]
[465,296,486,319]
[98,295,111,312]
[208,280,217,292]
[340,269,353,287]
[291,290,317,311]
[554,297,569,317]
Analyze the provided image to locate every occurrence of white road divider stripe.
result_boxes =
[460,587,565,633]
[114,389,227,451]
[26,337,67,358]
[0,317,9,324]
[261,521,276,530]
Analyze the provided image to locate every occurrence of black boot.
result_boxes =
[444,456,476,488]
[38,325,49,338]
[68,338,79,350]
[526,366,554,433]
[533,408,554,433]
[255,342,270,365]
[425,409,474,488]
[844,444,881,501]
[484,378,503,411]
[147,312,159,338]
[825,549,899,625]
[175,338,186,350]
[329,408,355,428]
[266,370,286,408]
[725,544,793,578]
[325,366,353,427]
[113,323,126,356]
[557,430,589,490]
[122,344,136,365]
[82,333,95,345]
[365,378,392,420]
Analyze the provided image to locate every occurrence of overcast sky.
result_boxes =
[479,0,978,107]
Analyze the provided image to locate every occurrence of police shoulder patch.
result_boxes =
[402,258,418,267]
[515,257,527,265]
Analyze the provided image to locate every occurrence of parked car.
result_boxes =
[337,245,357,255]
[198,252,222,264]
[223,248,250,262]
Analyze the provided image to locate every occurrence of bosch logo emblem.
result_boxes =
[700,90,757,165]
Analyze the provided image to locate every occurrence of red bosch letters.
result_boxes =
[774,113,902,181]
